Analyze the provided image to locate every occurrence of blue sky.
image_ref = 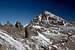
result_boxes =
[0,0,75,25]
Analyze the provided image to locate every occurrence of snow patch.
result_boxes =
[0,30,26,50]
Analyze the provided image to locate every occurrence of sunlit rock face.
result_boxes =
[0,11,75,50]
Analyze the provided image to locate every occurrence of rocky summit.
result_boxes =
[0,11,75,50]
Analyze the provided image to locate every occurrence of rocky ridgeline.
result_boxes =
[0,21,25,39]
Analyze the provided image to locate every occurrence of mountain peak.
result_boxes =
[24,11,75,50]
[31,11,66,27]
[44,11,55,17]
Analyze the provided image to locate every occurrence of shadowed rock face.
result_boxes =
[25,23,38,38]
